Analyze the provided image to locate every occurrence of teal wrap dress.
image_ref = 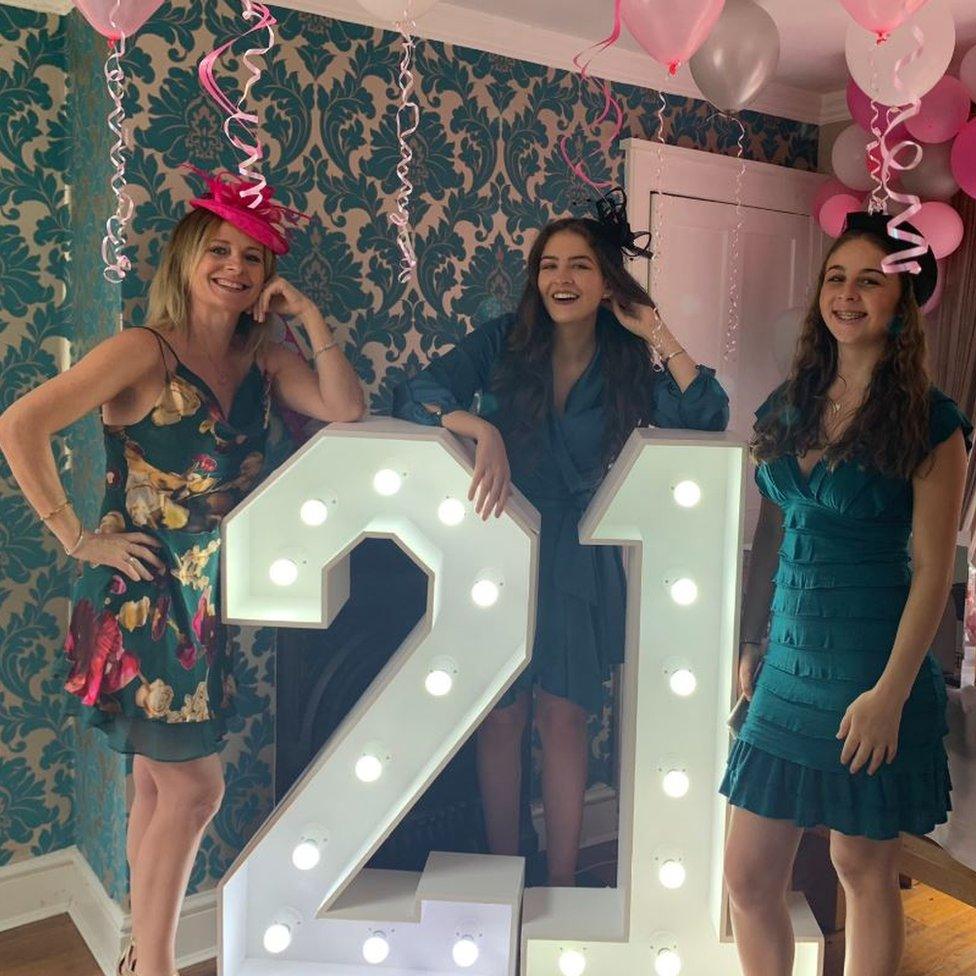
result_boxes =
[60,328,271,761]
[720,385,973,839]
[392,310,730,714]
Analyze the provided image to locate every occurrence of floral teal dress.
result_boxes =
[721,386,973,839]
[60,328,271,762]
[393,311,730,714]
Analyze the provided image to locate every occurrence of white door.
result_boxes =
[625,139,826,535]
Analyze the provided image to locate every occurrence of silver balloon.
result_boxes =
[901,141,960,201]
[689,0,781,113]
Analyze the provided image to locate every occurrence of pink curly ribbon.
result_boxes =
[877,23,926,275]
[390,2,420,283]
[198,1,276,207]
[101,2,133,283]
[559,0,624,191]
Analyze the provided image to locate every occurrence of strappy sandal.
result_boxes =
[116,938,136,976]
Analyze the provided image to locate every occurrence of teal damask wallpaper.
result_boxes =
[1,0,816,905]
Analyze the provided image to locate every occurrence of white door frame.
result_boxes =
[622,137,827,294]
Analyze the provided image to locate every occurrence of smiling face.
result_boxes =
[536,230,609,328]
[188,221,268,318]
[818,236,903,351]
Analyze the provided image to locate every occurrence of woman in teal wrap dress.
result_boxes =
[720,212,971,976]
[394,197,729,885]
[0,170,364,976]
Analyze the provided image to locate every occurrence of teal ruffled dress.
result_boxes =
[720,386,973,839]
[393,311,730,714]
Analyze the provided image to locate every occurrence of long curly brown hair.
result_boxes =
[490,218,658,466]
[752,228,931,478]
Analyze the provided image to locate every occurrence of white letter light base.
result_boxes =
[520,429,824,976]
[219,418,539,975]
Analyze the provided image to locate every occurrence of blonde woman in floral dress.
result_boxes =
[0,170,364,976]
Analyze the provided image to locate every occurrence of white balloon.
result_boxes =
[831,124,873,191]
[356,0,439,20]
[846,1,956,106]
[769,306,806,376]
[901,141,960,200]
[960,44,976,102]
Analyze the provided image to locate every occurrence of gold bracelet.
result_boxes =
[40,498,71,522]
[312,338,338,359]
[64,524,86,557]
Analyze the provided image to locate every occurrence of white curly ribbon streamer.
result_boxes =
[101,3,133,284]
[722,115,746,363]
[878,23,926,275]
[197,0,276,203]
[648,89,667,369]
[390,1,420,283]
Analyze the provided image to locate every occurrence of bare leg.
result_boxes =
[534,688,588,887]
[724,806,804,976]
[126,757,159,952]
[476,692,530,856]
[830,832,903,976]
[130,755,224,976]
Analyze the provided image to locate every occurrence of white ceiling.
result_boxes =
[7,0,976,123]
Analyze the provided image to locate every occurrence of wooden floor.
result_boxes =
[3,883,974,976]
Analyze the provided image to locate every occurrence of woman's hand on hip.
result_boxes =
[469,421,511,521]
[74,530,165,582]
[837,686,903,776]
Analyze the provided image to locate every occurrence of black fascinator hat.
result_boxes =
[587,186,654,261]
[841,210,938,308]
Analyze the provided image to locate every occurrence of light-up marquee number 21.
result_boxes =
[218,418,539,975]
[521,430,824,976]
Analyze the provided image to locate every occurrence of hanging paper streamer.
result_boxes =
[877,24,927,275]
[559,0,624,191]
[101,20,134,283]
[721,114,746,362]
[389,1,421,283]
[198,1,277,206]
[648,89,667,323]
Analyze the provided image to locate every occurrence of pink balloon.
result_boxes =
[911,200,964,258]
[839,0,932,42]
[812,178,861,221]
[846,78,909,139]
[905,75,973,144]
[621,0,726,76]
[950,117,976,199]
[819,193,862,237]
[72,0,163,39]
[921,259,945,315]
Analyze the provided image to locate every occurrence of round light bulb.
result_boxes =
[269,558,299,587]
[425,668,454,697]
[558,948,587,976]
[470,579,500,608]
[655,948,682,976]
[672,480,701,508]
[452,936,479,967]
[668,668,697,697]
[291,839,321,871]
[263,922,292,954]
[669,577,698,606]
[355,754,383,783]
[438,497,466,526]
[659,860,686,890]
[373,469,402,496]
[362,933,390,964]
[299,499,329,526]
[662,769,690,798]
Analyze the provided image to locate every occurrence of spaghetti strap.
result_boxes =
[131,326,177,380]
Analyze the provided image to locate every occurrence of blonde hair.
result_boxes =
[145,208,277,351]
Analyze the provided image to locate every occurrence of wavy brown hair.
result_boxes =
[491,218,658,466]
[752,228,931,478]
[145,208,276,353]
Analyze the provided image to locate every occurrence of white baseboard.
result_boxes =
[0,846,216,975]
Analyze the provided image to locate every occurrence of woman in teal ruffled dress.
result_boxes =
[720,212,971,976]
[395,191,729,886]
